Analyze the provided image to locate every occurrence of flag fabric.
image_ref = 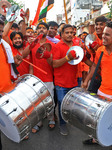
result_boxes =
[39,0,54,22]
[32,0,54,26]
[32,0,44,25]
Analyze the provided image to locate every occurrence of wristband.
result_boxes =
[65,55,70,61]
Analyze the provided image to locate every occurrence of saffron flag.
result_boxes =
[32,0,54,26]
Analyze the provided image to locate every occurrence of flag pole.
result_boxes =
[63,0,68,24]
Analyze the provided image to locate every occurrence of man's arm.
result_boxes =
[3,21,13,44]
[22,45,31,59]
[53,57,68,68]
[84,58,93,67]
[81,63,96,89]
[53,50,76,68]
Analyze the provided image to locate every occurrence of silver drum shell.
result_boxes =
[61,87,112,147]
[0,74,54,143]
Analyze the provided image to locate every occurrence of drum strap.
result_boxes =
[88,51,103,93]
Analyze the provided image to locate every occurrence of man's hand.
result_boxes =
[67,50,77,60]
[14,54,22,66]
[27,36,35,44]
[29,34,43,50]
[36,46,51,59]
[20,9,25,18]
[89,41,99,53]
[81,81,88,89]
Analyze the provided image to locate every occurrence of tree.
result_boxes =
[106,0,112,20]
[7,0,23,8]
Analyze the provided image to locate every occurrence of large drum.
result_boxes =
[61,87,112,147]
[0,74,54,143]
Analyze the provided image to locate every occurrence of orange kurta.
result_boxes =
[0,44,12,92]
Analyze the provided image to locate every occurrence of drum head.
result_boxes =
[97,102,112,146]
[0,95,21,143]
[67,46,84,65]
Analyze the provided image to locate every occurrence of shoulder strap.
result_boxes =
[88,51,103,92]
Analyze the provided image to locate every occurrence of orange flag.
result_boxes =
[32,0,45,26]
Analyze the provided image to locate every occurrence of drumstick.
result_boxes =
[22,58,47,75]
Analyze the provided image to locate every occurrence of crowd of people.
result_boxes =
[0,7,112,149]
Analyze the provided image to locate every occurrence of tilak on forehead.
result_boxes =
[14,34,21,38]
[26,29,34,32]
[38,24,47,28]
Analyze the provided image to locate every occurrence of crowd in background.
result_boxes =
[0,8,112,148]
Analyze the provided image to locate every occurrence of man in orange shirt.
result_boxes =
[0,15,22,150]
[84,16,108,93]
[82,21,112,144]
[87,16,107,58]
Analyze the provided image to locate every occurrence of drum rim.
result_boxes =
[96,101,112,146]
[0,108,21,142]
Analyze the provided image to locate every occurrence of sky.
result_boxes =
[16,0,63,22]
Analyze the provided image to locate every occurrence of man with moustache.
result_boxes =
[3,25,32,76]
[52,24,91,135]
[2,12,32,77]
[10,31,33,76]
[47,21,60,44]
[82,21,112,145]
[22,22,56,132]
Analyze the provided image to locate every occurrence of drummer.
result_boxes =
[52,24,93,136]
[82,21,112,144]
[84,16,108,93]
[0,15,22,150]
[22,22,56,132]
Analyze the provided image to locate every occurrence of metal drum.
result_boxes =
[0,74,54,143]
[61,87,112,147]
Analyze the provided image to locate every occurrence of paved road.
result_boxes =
[2,117,112,150]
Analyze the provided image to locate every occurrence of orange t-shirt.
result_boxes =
[93,32,103,47]
[86,32,103,62]
[95,46,112,95]
[0,44,12,92]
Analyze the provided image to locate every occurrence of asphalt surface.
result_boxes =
[1,112,112,150]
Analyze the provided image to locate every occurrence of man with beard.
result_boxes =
[3,26,33,77]
[0,15,22,150]
[10,31,33,76]
[22,22,55,132]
